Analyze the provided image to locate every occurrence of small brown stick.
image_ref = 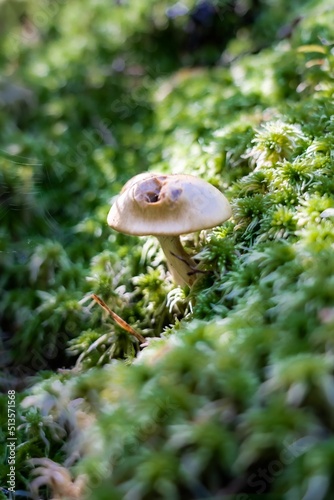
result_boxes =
[170,251,208,277]
[91,294,145,344]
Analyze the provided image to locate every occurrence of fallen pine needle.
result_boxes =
[91,294,145,344]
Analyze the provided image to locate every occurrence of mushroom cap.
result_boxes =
[107,173,232,236]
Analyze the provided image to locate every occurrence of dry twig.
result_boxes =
[91,294,145,344]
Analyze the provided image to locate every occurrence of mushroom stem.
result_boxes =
[157,235,196,287]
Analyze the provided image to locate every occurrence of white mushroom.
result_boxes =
[107,173,232,286]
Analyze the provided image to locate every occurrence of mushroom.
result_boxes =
[107,173,232,286]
